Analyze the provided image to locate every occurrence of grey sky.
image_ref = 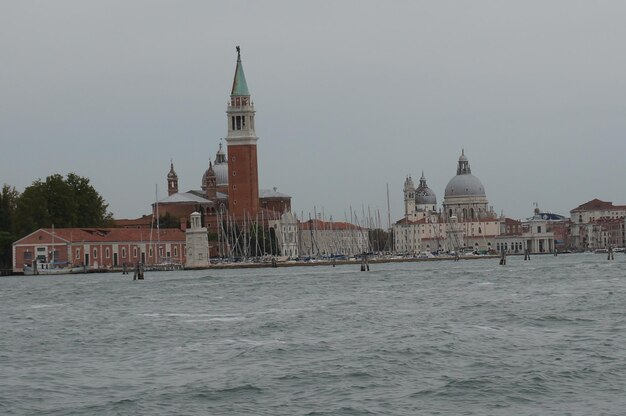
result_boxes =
[2,1,625,224]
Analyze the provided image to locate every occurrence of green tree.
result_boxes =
[13,173,113,237]
[0,185,19,268]
[0,184,19,232]
[157,212,180,229]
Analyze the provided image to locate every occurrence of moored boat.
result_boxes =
[23,260,84,276]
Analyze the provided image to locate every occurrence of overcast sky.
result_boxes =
[2,1,625,224]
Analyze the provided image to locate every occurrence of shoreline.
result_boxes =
[9,252,582,275]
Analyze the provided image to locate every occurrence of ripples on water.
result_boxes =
[1,254,625,415]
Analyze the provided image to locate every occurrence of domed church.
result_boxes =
[394,149,500,255]
[442,149,494,221]
[154,48,292,234]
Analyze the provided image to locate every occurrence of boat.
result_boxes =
[23,260,84,276]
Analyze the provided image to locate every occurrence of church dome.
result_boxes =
[415,172,437,205]
[213,162,228,187]
[444,150,486,198]
[203,143,229,187]
[444,174,485,197]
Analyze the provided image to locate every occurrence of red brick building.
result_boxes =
[12,228,186,273]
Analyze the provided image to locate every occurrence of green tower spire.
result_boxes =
[231,46,250,96]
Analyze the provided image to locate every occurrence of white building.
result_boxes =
[394,150,499,254]
[299,219,369,257]
[569,199,626,250]
[268,211,299,258]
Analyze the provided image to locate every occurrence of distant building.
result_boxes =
[394,150,500,254]
[394,150,558,255]
[267,212,299,258]
[569,199,626,250]
[12,228,186,273]
[298,219,369,257]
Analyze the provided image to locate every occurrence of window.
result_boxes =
[105,248,110,258]
[93,248,98,259]
[122,247,126,258]
[133,247,138,258]
[76,248,80,260]
[149,248,153,257]
[232,171,236,176]
[24,251,33,261]
[537,226,542,233]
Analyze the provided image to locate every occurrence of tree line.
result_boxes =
[0,173,113,269]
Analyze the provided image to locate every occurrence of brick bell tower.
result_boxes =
[226,46,259,221]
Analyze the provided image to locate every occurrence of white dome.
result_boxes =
[416,187,437,205]
[213,162,228,186]
[444,174,485,197]
[415,172,436,205]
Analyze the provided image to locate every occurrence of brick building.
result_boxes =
[12,227,186,273]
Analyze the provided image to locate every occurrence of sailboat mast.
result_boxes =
[155,184,160,263]
[386,183,392,252]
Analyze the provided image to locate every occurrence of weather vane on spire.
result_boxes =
[236,45,241,58]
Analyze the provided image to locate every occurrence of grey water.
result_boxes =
[1,254,625,415]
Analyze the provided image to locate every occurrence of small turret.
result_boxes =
[167,160,178,196]
[203,161,217,199]
[456,149,471,175]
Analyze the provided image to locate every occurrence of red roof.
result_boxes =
[299,219,365,231]
[14,227,186,245]
[394,217,427,225]
[571,198,626,212]
[114,215,153,228]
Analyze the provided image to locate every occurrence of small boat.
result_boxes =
[594,248,609,254]
[23,260,84,276]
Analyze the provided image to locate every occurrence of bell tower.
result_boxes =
[403,176,415,218]
[167,160,178,196]
[226,46,259,220]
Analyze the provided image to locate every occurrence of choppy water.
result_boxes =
[1,253,625,415]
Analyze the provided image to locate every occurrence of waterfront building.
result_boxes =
[267,211,299,258]
[12,227,186,273]
[393,150,559,255]
[394,150,499,254]
[299,219,370,257]
[569,199,626,250]
[267,214,370,258]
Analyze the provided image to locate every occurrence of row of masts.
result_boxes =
[210,204,392,259]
